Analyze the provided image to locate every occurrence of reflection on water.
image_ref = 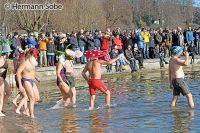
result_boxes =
[61,110,79,133]
[2,66,200,132]
[171,109,194,133]
[90,109,112,133]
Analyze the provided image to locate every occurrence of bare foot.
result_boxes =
[15,109,21,114]
[12,100,18,107]
[0,112,5,117]
[89,107,94,110]
[56,99,63,104]
[30,115,35,119]
[23,111,30,116]
[63,102,69,107]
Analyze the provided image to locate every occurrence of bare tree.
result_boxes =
[7,0,53,33]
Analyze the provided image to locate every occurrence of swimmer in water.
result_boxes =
[169,46,194,108]
[16,48,40,118]
[82,50,122,110]
[56,48,82,107]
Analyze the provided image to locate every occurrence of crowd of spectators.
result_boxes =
[0,26,199,72]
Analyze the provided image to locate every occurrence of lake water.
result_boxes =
[2,66,200,133]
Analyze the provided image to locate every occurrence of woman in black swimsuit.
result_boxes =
[0,52,11,116]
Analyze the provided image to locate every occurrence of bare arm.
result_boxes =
[98,54,122,65]
[35,74,40,82]
[82,64,88,81]
[175,52,189,66]
[56,62,64,83]
[16,61,26,91]
[168,66,173,88]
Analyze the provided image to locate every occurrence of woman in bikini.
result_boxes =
[0,46,12,116]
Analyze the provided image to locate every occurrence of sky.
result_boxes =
[193,0,200,7]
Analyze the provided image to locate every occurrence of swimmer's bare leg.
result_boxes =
[12,93,21,107]
[89,95,96,110]
[59,83,70,107]
[171,96,178,107]
[15,91,28,114]
[70,87,76,107]
[0,82,5,116]
[105,90,111,107]
[23,100,29,116]
[4,81,11,104]
[24,82,36,118]
[186,93,194,109]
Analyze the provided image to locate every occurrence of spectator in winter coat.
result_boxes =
[186,27,194,45]
[141,28,150,59]
[133,43,144,69]
[101,32,112,72]
[94,31,101,50]
[38,33,48,67]
[86,33,95,50]
[27,32,37,48]
[149,30,155,59]
[193,29,200,54]
[177,27,184,46]
[125,44,137,72]
[77,29,87,63]
[188,43,196,64]
[47,37,55,66]
[12,32,22,72]
[20,34,28,50]
[70,31,79,51]
[101,32,111,50]
[172,29,179,46]
[136,29,145,59]
[113,33,123,51]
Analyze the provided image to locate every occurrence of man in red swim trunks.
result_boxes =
[82,50,122,110]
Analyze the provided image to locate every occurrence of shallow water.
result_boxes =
[2,66,200,133]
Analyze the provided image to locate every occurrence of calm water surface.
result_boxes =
[2,66,200,133]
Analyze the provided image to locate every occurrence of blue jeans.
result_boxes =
[47,55,54,64]
[80,46,86,63]
[144,43,149,58]
[196,41,200,54]
[128,59,137,71]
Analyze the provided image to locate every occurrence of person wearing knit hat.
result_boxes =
[15,48,40,118]
[170,46,183,56]
[169,46,194,108]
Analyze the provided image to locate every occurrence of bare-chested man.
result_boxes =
[169,46,194,108]
[82,50,122,110]
[16,48,40,118]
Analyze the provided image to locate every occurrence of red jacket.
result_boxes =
[113,37,123,49]
[101,36,109,50]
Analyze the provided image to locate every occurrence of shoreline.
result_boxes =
[6,56,200,88]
